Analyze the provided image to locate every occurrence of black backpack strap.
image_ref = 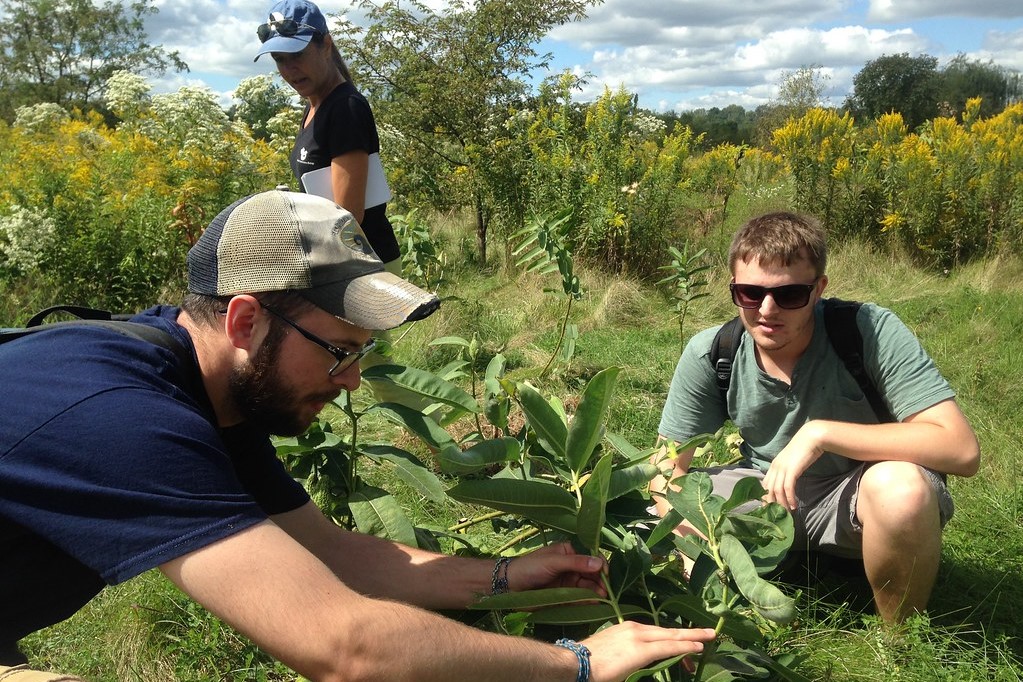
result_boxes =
[822,298,895,424]
[2,317,198,396]
[24,305,119,327]
[710,316,745,418]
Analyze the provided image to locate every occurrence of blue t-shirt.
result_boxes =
[0,306,308,650]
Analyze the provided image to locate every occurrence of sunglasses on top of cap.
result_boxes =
[257,18,321,43]
[262,305,375,377]
[729,280,818,310]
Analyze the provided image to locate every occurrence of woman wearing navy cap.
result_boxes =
[255,0,402,276]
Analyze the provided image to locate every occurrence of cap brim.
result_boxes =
[254,34,314,61]
[302,271,440,332]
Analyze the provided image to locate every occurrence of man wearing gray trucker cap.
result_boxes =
[0,191,713,681]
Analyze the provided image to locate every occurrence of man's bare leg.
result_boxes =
[856,462,942,623]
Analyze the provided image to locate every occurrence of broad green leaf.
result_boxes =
[566,367,620,475]
[484,353,507,387]
[665,471,721,538]
[428,336,470,347]
[436,437,520,475]
[559,322,578,362]
[721,476,766,512]
[273,427,344,453]
[517,383,568,461]
[577,453,613,551]
[604,431,653,464]
[607,463,657,500]
[719,534,796,624]
[740,503,795,572]
[658,594,719,628]
[447,479,578,534]
[608,532,650,594]
[645,508,684,549]
[529,602,649,624]
[709,643,772,678]
[623,656,686,682]
[348,485,417,547]
[360,445,446,503]
[469,587,600,611]
[361,364,479,413]
[371,402,456,451]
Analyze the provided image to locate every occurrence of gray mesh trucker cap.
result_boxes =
[187,191,439,331]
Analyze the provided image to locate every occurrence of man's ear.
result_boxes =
[222,295,266,351]
[817,274,829,298]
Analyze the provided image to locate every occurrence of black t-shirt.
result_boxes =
[0,306,309,657]
[290,81,400,263]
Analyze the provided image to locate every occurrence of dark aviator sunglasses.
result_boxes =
[257,18,320,43]
[729,280,818,310]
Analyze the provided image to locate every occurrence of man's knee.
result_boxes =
[858,462,939,527]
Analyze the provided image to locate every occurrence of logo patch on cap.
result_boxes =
[338,217,374,255]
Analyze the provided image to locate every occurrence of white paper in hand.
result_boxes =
[300,152,392,208]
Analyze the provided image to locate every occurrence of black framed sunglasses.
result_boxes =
[263,306,375,376]
[257,18,321,43]
[730,280,818,310]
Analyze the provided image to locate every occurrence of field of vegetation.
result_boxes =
[10,201,1023,680]
[3,1,1023,678]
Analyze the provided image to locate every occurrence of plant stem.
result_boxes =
[599,569,625,624]
[495,527,540,554]
[541,296,574,376]
[447,510,507,533]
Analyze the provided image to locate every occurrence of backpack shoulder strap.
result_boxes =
[25,305,119,327]
[710,316,745,417]
[2,313,196,395]
[822,298,895,423]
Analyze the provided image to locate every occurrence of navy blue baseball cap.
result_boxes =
[254,0,329,62]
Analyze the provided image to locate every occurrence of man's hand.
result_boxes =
[583,622,716,682]
[507,542,607,596]
[762,421,826,511]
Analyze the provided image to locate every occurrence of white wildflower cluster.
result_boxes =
[143,86,231,151]
[104,70,152,123]
[0,205,57,273]
[631,112,666,139]
[13,103,69,133]
[504,108,536,131]
[266,109,302,155]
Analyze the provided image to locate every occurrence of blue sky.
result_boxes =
[146,0,1023,112]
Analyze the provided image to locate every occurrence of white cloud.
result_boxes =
[138,0,1022,113]
[868,0,1022,21]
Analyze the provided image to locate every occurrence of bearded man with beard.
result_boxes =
[0,191,714,682]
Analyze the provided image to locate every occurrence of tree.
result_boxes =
[338,0,596,264]
[845,53,940,130]
[939,54,1022,120]
[755,64,831,146]
[0,0,188,122]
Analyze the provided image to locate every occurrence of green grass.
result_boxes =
[18,214,1023,680]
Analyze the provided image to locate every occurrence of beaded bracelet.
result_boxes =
[491,556,513,595]
[555,638,591,682]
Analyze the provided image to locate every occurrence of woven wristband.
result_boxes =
[555,638,591,682]
[491,557,512,595]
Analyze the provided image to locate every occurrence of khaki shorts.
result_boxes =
[700,462,954,559]
[0,665,85,681]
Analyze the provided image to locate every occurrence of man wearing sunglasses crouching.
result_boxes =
[0,190,715,681]
[650,211,979,623]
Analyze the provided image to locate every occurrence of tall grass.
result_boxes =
[18,213,1023,680]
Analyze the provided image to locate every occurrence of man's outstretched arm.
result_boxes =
[161,520,714,682]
